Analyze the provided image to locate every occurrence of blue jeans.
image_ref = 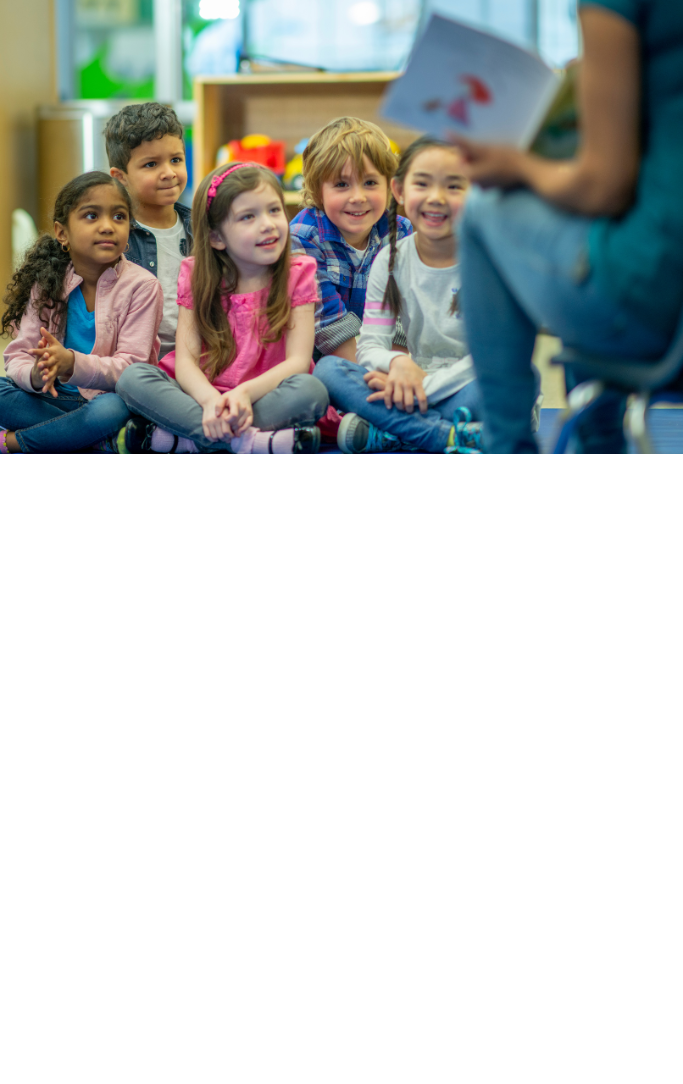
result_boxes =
[0,378,130,453]
[315,356,483,452]
[458,188,671,453]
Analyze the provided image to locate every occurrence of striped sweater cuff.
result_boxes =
[315,311,362,354]
[392,317,407,348]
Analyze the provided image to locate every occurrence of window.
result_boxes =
[55,0,579,101]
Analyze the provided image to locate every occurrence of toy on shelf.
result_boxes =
[215,133,286,175]
[283,138,309,191]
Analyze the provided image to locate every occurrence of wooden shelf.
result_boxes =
[193,71,421,199]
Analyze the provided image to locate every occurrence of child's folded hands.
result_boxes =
[365,353,428,414]
[202,396,234,441]
[29,327,75,397]
[217,387,253,438]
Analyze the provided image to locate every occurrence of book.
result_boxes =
[381,14,567,151]
[530,61,579,160]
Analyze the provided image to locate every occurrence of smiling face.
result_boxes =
[392,147,468,243]
[53,184,130,269]
[320,155,388,249]
[210,181,288,278]
[114,134,187,213]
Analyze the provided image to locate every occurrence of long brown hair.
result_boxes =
[382,137,461,319]
[190,164,292,383]
[2,171,131,338]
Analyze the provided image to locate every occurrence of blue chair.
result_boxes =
[550,305,683,453]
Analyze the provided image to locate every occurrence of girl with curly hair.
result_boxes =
[0,171,162,453]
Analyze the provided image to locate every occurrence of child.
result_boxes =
[289,116,412,362]
[115,162,328,453]
[314,137,483,452]
[0,171,163,453]
[105,103,191,359]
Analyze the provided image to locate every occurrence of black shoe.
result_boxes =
[292,425,321,453]
[123,415,178,454]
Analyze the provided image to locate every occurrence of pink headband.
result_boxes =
[206,162,263,210]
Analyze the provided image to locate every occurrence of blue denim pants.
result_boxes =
[0,378,130,453]
[315,355,483,452]
[458,188,670,453]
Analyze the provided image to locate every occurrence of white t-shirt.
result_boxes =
[346,244,366,268]
[143,214,186,358]
[356,233,474,402]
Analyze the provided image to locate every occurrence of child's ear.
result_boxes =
[53,221,68,246]
[390,177,404,205]
[208,231,227,251]
[110,166,127,187]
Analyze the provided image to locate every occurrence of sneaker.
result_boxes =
[89,436,119,453]
[445,406,483,454]
[337,412,403,453]
[122,415,158,453]
[292,425,321,453]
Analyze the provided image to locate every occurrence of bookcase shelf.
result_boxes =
[193,71,421,210]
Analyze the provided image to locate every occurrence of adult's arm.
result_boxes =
[455,5,641,217]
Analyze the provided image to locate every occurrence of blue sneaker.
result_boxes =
[445,406,483,454]
[337,412,403,453]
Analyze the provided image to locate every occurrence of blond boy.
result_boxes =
[290,117,411,362]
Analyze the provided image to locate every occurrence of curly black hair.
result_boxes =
[1,171,132,339]
[103,103,184,172]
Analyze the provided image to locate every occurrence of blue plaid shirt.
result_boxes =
[290,206,412,356]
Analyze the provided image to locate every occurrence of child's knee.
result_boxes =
[314,354,357,388]
[116,362,158,402]
[295,374,329,418]
[90,391,131,426]
[0,376,20,399]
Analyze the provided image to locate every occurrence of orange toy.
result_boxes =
[217,134,286,175]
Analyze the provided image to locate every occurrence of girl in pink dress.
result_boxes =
[116,162,328,453]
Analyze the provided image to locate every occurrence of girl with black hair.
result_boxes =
[315,138,488,453]
[0,171,163,453]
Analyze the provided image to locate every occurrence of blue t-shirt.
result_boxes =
[581,0,683,337]
[62,286,96,392]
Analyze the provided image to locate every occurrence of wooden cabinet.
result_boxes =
[193,72,420,215]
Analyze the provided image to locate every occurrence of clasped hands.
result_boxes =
[202,386,253,441]
[364,353,429,414]
[30,327,75,397]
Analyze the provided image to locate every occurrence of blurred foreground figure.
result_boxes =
[457,1,683,453]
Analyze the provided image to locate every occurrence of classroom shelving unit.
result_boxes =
[193,72,421,216]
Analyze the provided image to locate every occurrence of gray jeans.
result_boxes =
[116,364,329,451]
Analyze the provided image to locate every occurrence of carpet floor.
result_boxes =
[320,408,683,454]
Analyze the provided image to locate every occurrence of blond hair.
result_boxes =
[301,116,399,209]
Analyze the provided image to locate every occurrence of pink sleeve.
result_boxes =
[176,257,195,309]
[289,256,319,308]
[2,286,54,393]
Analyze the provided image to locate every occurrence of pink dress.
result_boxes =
[159,255,318,392]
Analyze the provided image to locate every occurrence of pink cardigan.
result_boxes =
[4,256,163,400]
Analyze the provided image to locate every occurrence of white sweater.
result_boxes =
[356,233,475,403]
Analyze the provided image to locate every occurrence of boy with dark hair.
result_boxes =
[104,102,192,358]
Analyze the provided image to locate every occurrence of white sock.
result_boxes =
[230,427,295,454]
[150,426,197,453]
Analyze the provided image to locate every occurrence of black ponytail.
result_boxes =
[381,195,402,319]
[2,171,131,338]
[381,135,461,320]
